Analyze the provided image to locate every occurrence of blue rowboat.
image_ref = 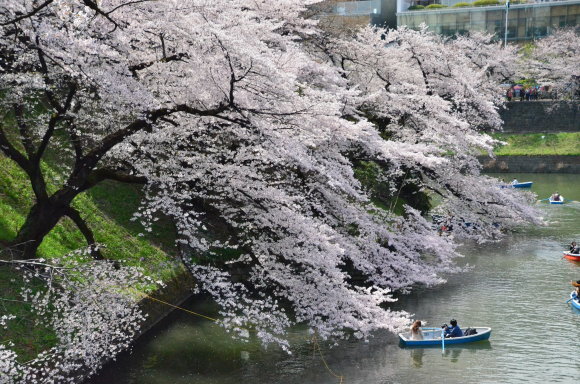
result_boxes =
[399,327,491,347]
[549,196,565,204]
[570,292,580,310]
[512,182,533,188]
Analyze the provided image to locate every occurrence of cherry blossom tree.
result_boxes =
[0,1,543,382]
[520,28,580,98]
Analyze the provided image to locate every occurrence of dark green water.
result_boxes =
[90,173,580,384]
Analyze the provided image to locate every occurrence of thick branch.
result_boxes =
[106,0,153,15]
[66,122,84,160]
[34,84,77,164]
[0,123,31,172]
[64,207,103,260]
[129,53,188,77]
[82,168,147,191]
[81,0,121,30]
[82,103,229,171]
[13,104,36,159]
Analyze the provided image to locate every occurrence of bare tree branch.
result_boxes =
[0,0,55,26]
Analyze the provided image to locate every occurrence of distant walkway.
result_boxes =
[499,100,579,134]
[479,155,580,174]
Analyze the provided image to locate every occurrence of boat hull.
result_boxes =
[399,327,491,347]
[563,252,580,262]
[570,293,580,310]
[513,182,533,188]
[549,197,565,205]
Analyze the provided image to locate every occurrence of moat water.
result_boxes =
[90,173,580,384]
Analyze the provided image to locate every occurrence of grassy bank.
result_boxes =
[0,154,181,360]
[492,133,580,156]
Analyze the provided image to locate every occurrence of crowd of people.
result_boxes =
[505,86,542,102]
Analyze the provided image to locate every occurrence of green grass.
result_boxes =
[0,153,182,361]
[492,133,580,156]
[0,267,58,360]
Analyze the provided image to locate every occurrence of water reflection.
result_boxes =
[410,348,424,367]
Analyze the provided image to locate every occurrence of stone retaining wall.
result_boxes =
[479,155,580,173]
[499,101,579,133]
[136,268,195,337]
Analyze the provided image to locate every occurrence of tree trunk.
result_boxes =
[9,199,69,259]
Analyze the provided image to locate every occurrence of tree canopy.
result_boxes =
[0,1,547,382]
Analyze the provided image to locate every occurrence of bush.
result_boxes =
[453,2,472,7]
[408,5,425,10]
[426,4,448,8]
[473,0,500,6]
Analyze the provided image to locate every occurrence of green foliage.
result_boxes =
[453,2,472,7]
[513,78,538,88]
[0,155,179,279]
[0,152,184,361]
[492,133,580,156]
[408,5,425,10]
[353,161,431,216]
[473,0,500,6]
[426,4,448,8]
[519,42,536,58]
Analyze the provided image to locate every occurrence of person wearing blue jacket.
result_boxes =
[443,319,463,338]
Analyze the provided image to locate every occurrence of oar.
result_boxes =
[441,329,445,352]
[565,298,572,304]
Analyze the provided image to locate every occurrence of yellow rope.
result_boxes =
[138,291,220,323]
[133,289,345,383]
[311,335,344,383]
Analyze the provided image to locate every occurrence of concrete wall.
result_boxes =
[500,101,579,133]
[479,155,580,173]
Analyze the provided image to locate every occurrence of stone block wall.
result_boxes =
[499,101,579,133]
[479,155,580,173]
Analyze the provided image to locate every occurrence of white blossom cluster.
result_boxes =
[0,252,152,383]
[520,28,580,98]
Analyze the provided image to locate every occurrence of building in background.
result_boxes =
[396,0,580,41]
[314,0,579,42]
[313,0,398,30]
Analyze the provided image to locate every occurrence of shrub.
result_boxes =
[453,2,472,7]
[473,0,500,6]
[426,4,448,8]
[408,5,425,10]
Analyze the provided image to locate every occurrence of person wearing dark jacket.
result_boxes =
[443,319,463,338]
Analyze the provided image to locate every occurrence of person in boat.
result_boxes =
[551,192,562,202]
[511,178,519,185]
[571,280,580,299]
[410,320,424,340]
[442,319,463,338]
[569,241,579,254]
